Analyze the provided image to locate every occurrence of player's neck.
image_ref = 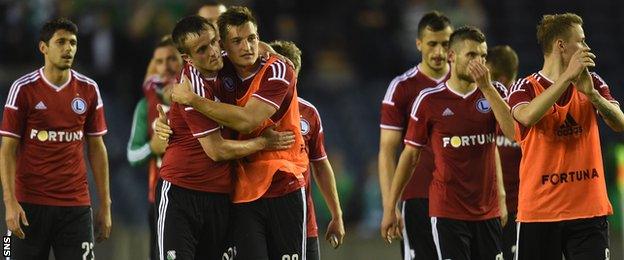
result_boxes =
[418,62,448,81]
[235,59,262,80]
[447,76,476,95]
[42,64,70,86]
[195,66,217,79]
[540,54,565,82]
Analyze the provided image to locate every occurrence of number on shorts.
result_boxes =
[495,252,503,260]
[82,242,93,260]
[605,248,610,260]
[282,254,299,260]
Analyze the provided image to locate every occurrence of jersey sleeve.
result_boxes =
[252,60,293,110]
[380,78,408,130]
[183,84,220,138]
[591,72,619,106]
[404,98,430,147]
[0,81,29,138]
[127,99,152,166]
[506,78,534,120]
[85,83,108,136]
[308,109,327,161]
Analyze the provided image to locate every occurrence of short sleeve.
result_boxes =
[308,110,327,161]
[0,83,28,138]
[380,78,408,130]
[404,99,430,147]
[85,84,108,136]
[591,72,619,106]
[183,83,220,138]
[506,78,534,118]
[252,60,293,109]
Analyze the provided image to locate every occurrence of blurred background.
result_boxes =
[1,0,624,259]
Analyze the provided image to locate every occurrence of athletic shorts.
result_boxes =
[156,180,230,260]
[307,236,320,260]
[516,216,609,260]
[9,203,94,260]
[227,188,306,260]
[431,217,503,260]
[400,198,437,260]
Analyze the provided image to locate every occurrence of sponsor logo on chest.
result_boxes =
[29,129,83,142]
[442,133,495,148]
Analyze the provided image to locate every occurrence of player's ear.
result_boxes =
[447,48,455,63]
[416,38,422,52]
[180,53,191,64]
[555,39,565,53]
[39,41,48,55]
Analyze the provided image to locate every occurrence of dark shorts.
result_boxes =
[307,236,320,260]
[516,216,609,260]
[227,188,306,260]
[155,180,230,260]
[431,217,503,260]
[9,203,94,260]
[400,198,437,260]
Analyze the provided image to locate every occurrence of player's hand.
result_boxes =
[380,206,402,244]
[149,135,168,155]
[95,205,112,243]
[564,47,595,82]
[171,75,197,106]
[574,68,597,97]
[261,128,295,150]
[325,217,345,249]
[155,104,172,141]
[269,53,295,70]
[468,59,493,90]
[5,198,28,239]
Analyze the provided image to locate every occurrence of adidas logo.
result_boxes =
[35,101,47,110]
[556,114,582,137]
[442,108,454,116]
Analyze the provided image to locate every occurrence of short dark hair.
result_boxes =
[39,18,78,44]
[269,40,302,73]
[487,45,519,82]
[449,26,486,48]
[171,15,216,54]
[536,13,583,54]
[217,6,257,40]
[417,11,452,38]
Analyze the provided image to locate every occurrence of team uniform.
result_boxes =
[405,82,508,260]
[0,68,107,259]
[156,63,232,260]
[299,97,328,260]
[508,72,617,260]
[495,133,521,260]
[219,56,309,260]
[127,75,171,260]
[380,65,447,260]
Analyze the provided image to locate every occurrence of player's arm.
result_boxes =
[173,75,276,134]
[378,129,402,207]
[514,47,595,127]
[494,147,508,227]
[469,60,515,140]
[86,136,112,242]
[381,144,422,242]
[197,128,294,162]
[0,136,28,239]
[311,158,345,248]
[127,99,152,166]
[576,70,624,132]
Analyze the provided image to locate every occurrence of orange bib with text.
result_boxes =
[232,57,308,203]
[515,75,612,222]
